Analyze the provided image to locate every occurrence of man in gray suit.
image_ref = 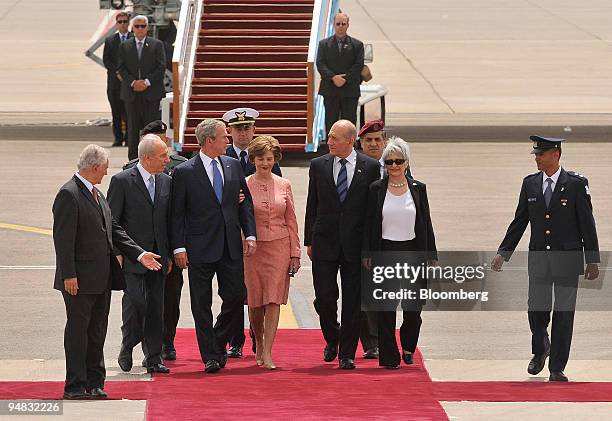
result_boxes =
[118,15,166,160]
[108,135,173,374]
[53,144,161,400]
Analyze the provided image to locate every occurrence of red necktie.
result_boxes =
[92,187,99,204]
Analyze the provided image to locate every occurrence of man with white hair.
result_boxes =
[52,144,162,400]
[118,15,167,160]
[108,135,173,374]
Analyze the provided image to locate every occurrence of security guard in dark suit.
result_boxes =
[492,136,600,382]
[124,120,186,362]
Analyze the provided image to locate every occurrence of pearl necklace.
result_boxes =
[389,181,406,187]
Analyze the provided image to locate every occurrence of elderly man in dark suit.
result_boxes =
[108,134,173,374]
[316,12,364,137]
[52,144,161,400]
[103,11,132,147]
[118,15,166,160]
[304,119,380,369]
[171,119,257,373]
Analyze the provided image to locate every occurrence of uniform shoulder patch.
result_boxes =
[123,158,139,170]
[567,170,588,182]
[524,171,540,180]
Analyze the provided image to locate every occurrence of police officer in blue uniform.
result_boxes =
[124,120,187,362]
[492,136,600,382]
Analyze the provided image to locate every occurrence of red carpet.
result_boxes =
[1,329,612,420]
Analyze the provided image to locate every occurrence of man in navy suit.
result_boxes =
[171,119,257,373]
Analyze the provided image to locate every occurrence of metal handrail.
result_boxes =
[305,0,340,152]
[172,0,204,150]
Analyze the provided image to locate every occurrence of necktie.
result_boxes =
[211,160,223,203]
[239,150,247,172]
[336,158,348,202]
[147,175,155,202]
[137,41,143,59]
[544,177,553,208]
[121,34,126,42]
[91,187,99,204]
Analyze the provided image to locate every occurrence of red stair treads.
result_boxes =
[187,116,308,127]
[200,29,310,36]
[191,85,307,95]
[197,46,308,52]
[202,13,312,20]
[196,51,308,62]
[202,20,311,30]
[205,4,314,14]
[200,36,310,47]
[188,101,307,112]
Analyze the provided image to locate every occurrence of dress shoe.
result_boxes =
[339,358,356,370]
[382,364,400,369]
[111,140,123,147]
[402,350,414,365]
[147,363,170,374]
[549,371,569,382]
[226,346,243,358]
[63,390,89,400]
[219,356,227,368]
[363,347,379,359]
[87,387,108,399]
[323,343,338,362]
[205,360,221,373]
[162,345,177,361]
[527,351,549,375]
[118,346,133,372]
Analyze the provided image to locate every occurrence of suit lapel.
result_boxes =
[324,155,339,202]
[407,177,422,222]
[131,167,153,205]
[345,153,364,200]
[548,168,567,211]
[219,156,232,206]
[74,176,103,216]
[530,172,547,212]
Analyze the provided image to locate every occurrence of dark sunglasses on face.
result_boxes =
[335,22,347,26]
[117,20,128,24]
[134,24,147,29]
[384,159,406,166]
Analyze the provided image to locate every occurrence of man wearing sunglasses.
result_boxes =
[316,12,364,139]
[118,15,167,161]
[103,12,132,147]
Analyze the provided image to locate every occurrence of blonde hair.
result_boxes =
[247,135,282,163]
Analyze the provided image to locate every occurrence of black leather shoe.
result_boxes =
[382,364,400,369]
[162,345,176,361]
[111,140,123,147]
[549,371,569,382]
[63,390,89,400]
[118,346,133,372]
[219,355,227,368]
[87,387,108,399]
[527,351,549,375]
[363,347,379,359]
[205,360,221,373]
[147,363,170,374]
[339,358,356,369]
[226,346,243,358]
[323,343,338,362]
[402,350,414,365]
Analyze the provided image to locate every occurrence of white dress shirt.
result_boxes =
[232,144,248,161]
[333,148,357,186]
[542,167,561,194]
[382,189,417,241]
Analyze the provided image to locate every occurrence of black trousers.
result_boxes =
[162,264,184,349]
[125,95,161,160]
[120,270,165,366]
[312,254,361,360]
[359,311,378,352]
[377,239,424,366]
[228,307,247,348]
[528,269,579,372]
[107,87,126,143]
[323,96,359,137]
[188,248,246,363]
[62,290,111,393]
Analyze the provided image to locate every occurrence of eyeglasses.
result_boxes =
[117,20,128,24]
[335,22,347,26]
[384,159,406,166]
[134,24,147,29]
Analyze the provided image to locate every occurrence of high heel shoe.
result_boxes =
[263,361,276,370]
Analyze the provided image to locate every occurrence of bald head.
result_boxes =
[327,120,357,158]
[138,134,169,175]
[334,12,350,37]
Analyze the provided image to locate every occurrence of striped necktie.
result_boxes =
[336,158,348,202]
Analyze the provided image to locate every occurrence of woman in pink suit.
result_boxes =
[244,136,301,369]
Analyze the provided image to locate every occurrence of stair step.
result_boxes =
[189,100,307,111]
[193,68,307,78]
[204,4,313,14]
[200,35,310,46]
[204,0,314,4]
[192,85,307,95]
[201,29,310,36]
[187,116,307,128]
[192,77,306,85]
[202,13,312,20]
[196,51,307,62]
[203,20,311,30]
[188,110,307,118]
[183,133,306,146]
[190,94,307,101]
[195,61,305,69]
[198,45,308,53]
